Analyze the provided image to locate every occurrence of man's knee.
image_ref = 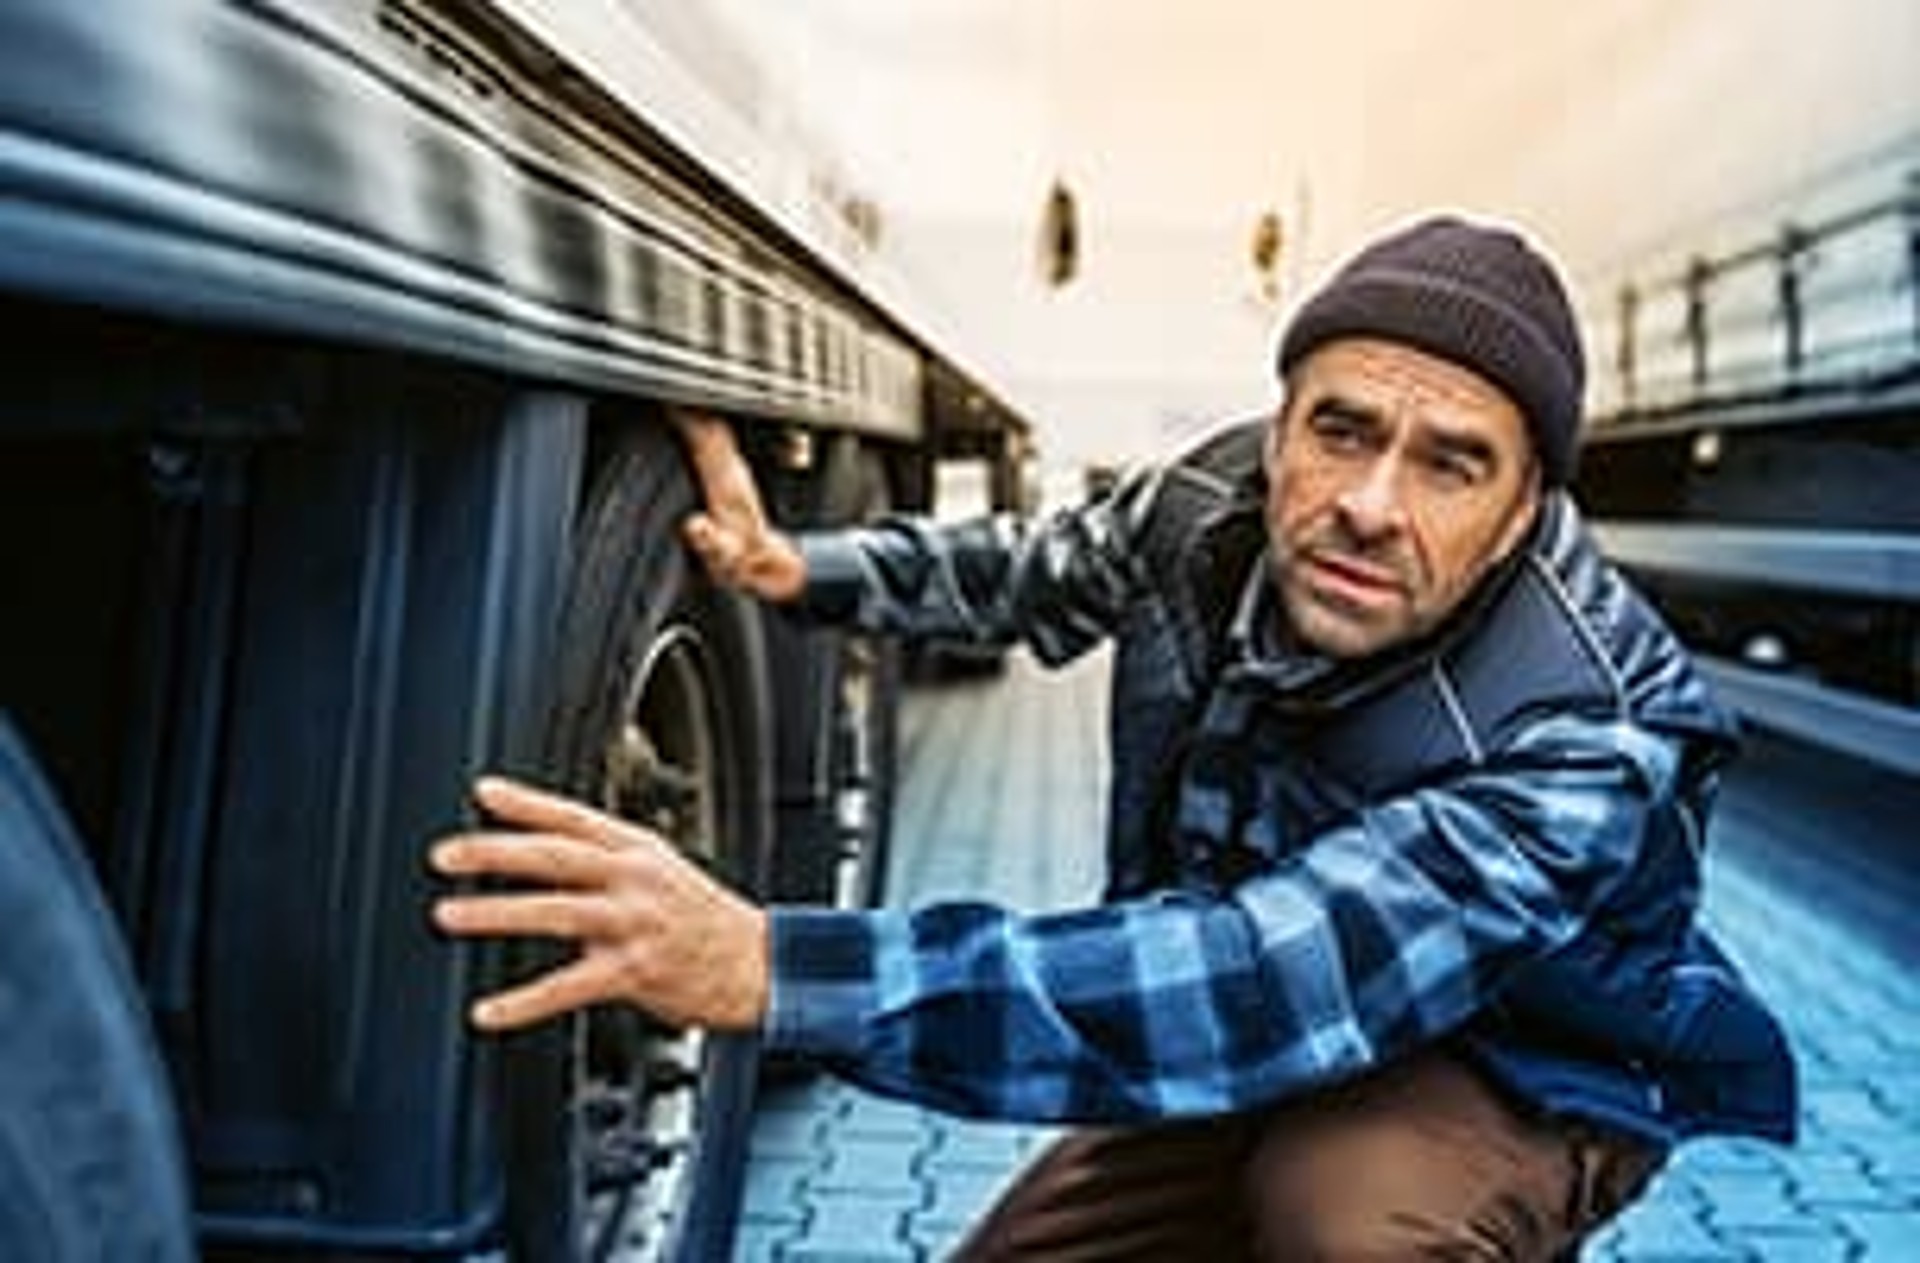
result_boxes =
[1244,1107,1504,1259]
[1239,1053,1658,1262]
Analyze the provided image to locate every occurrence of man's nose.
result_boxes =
[1334,457,1408,540]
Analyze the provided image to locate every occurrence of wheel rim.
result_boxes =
[579,621,723,1261]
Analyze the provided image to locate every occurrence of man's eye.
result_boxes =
[1310,414,1368,450]
[1426,451,1486,488]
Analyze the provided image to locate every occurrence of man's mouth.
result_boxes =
[1304,551,1403,603]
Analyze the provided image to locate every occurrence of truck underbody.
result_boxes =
[0,1,1026,1257]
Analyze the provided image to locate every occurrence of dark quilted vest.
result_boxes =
[1100,420,1794,1144]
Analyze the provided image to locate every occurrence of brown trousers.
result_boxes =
[951,1051,1662,1262]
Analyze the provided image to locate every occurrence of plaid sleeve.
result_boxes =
[762,713,1681,1123]
[789,465,1172,665]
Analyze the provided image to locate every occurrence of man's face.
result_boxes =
[1265,337,1542,659]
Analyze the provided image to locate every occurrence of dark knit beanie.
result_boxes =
[1277,215,1586,485]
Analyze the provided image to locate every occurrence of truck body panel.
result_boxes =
[0,1,1030,1255]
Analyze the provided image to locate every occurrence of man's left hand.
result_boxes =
[429,776,770,1033]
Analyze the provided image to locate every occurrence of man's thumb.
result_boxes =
[682,512,741,571]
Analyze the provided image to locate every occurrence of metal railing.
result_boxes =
[1585,153,1920,426]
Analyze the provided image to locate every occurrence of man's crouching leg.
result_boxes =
[950,1112,1265,1260]
[1246,1049,1664,1261]
[952,1048,1662,1261]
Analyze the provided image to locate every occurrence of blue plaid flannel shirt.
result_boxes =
[759,486,1686,1125]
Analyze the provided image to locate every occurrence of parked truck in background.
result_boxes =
[0,1,1030,1258]
[1572,140,1920,781]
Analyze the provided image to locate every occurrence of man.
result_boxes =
[431,216,1796,1259]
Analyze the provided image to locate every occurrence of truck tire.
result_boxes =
[0,716,195,1262]
[509,421,773,1262]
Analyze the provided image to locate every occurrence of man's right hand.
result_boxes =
[672,409,808,604]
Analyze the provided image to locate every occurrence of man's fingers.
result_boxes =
[682,512,741,571]
[668,407,728,451]
[467,956,618,1032]
[430,830,628,888]
[686,515,806,602]
[469,776,639,851]
[672,412,759,515]
[672,413,780,550]
[432,890,617,941]
[668,411,806,603]
[671,409,743,482]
